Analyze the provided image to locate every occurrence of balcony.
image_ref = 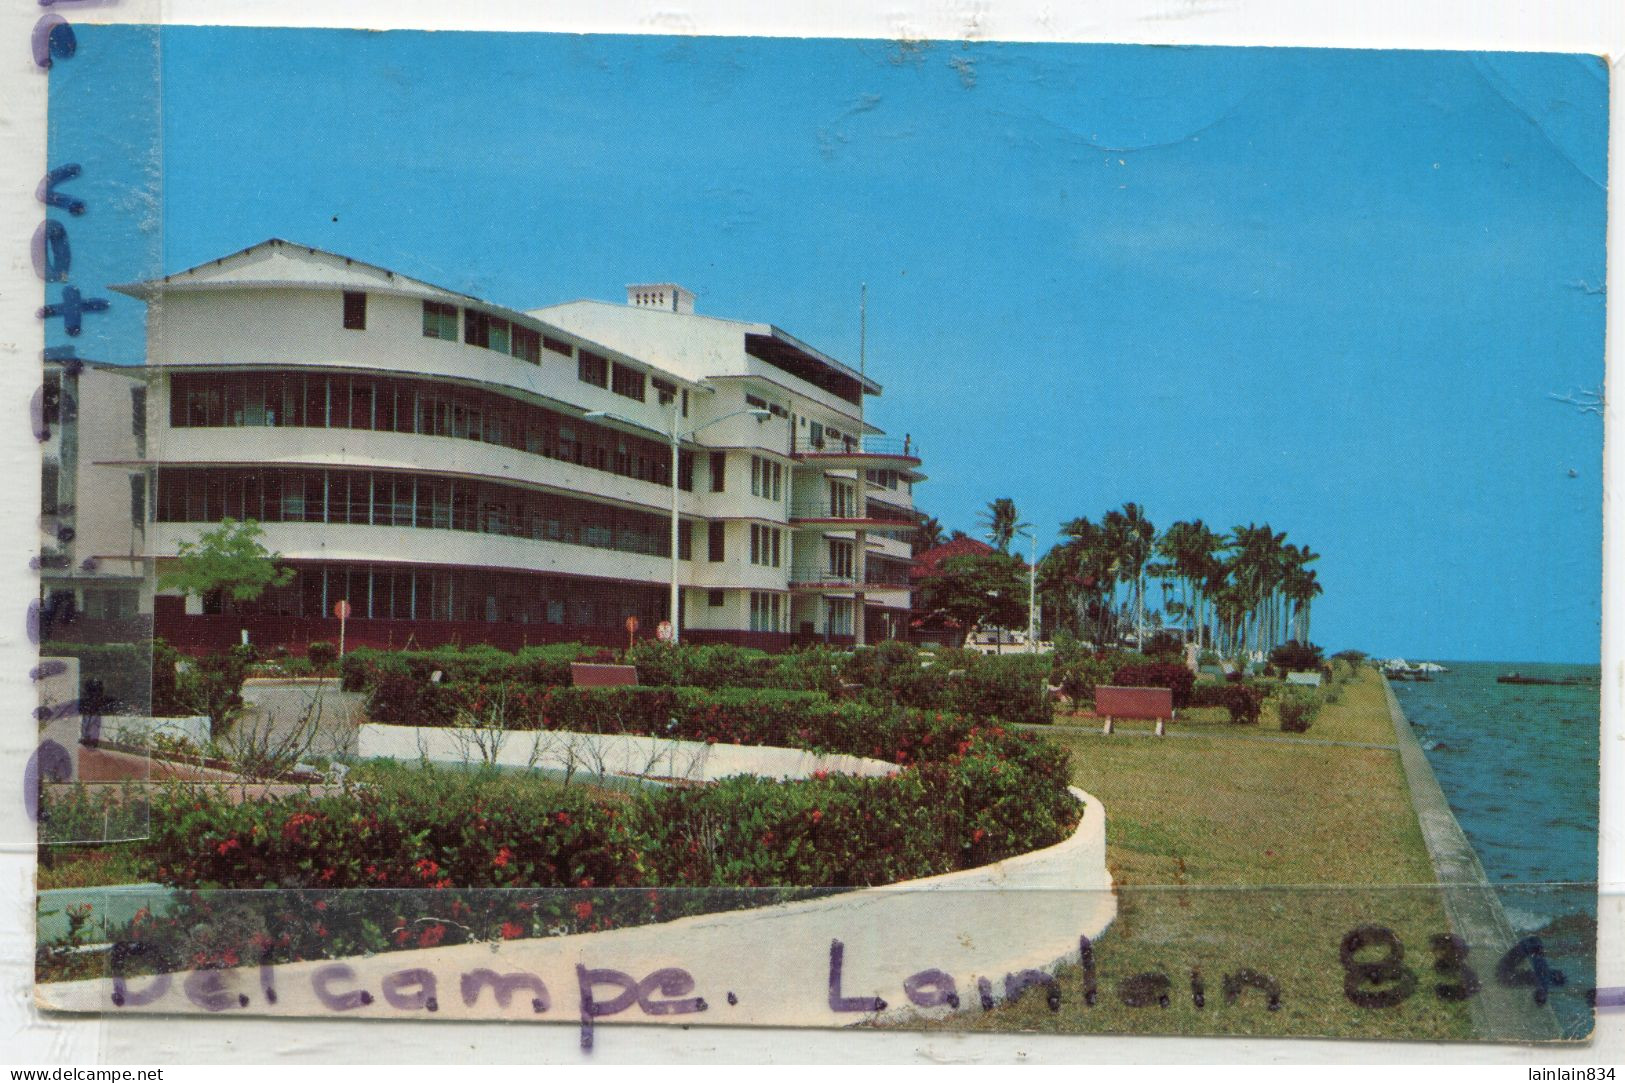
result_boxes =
[788,564,915,592]
[787,500,918,534]
[789,434,924,476]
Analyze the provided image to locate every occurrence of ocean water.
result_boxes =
[1390,661,1599,1036]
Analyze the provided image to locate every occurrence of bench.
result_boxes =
[1094,685,1175,737]
[570,662,639,688]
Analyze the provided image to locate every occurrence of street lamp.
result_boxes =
[585,402,770,644]
[1015,526,1038,654]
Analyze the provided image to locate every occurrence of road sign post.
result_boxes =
[334,599,352,658]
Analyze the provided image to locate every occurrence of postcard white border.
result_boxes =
[0,0,1620,1065]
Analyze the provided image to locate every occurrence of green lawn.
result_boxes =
[1057,667,1400,745]
[896,669,1477,1040]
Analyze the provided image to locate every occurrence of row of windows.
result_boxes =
[867,468,908,492]
[750,524,783,568]
[156,468,695,561]
[420,299,552,366]
[744,393,790,420]
[750,455,783,501]
[168,372,695,491]
[226,562,667,627]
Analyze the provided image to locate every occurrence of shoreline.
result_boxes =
[1381,674,1562,1041]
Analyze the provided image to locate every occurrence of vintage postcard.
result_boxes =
[22,10,1611,1055]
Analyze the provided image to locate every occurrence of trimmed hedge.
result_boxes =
[349,641,1054,726]
[1189,681,1269,725]
[339,643,605,694]
[41,641,153,715]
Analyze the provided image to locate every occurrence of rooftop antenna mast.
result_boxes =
[858,282,867,439]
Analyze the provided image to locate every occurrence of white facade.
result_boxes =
[53,239,923,650]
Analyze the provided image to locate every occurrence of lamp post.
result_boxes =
[585,403,769,644]
[1016,526,1038,653]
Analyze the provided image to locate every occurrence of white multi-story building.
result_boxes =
[43,239,924,652]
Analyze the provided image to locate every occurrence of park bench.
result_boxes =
[570,662,639,688]
[1094,684,1175,737]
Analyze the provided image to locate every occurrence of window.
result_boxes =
[578,350,609,388]
[826,597,854,636]
[828,539,854,579]
[343,291,367,330]
[708,589,725,607]
[42,459,58,517]
[652,377,676,404]
[422,301,458,340]
[681,390,689,418]
[750,456,782,500]
[127,385,147,441]
[809,421,825,449]
[611,363,645,401]
[543,335,573,358]
[677,450,694,492]
[465,310,491,348]
[749,525,782,567]
[129,474,146,524]
[745,393,769,410]
[512,326,541,364]
[43,371,61,427]
[829,480,855,518]
[708,521,725,562]
[488,317,511,355]
[709,451,726,493]
[750,591,783,633]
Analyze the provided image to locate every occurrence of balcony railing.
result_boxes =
[789,566,915,590]
[787,501,918,527]
[791,434,921,459]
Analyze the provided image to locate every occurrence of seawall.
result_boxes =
[1381,674,1560,1041]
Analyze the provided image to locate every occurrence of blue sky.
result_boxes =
[51,27,1607,662]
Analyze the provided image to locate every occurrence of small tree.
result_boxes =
[158,518,294,606]
[917,552,1029,639]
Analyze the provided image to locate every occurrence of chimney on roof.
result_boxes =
[626,283,695,315]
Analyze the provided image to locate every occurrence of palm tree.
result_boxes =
[1155,518,1224,645]
[1043,516,1117,644]
[1281,544,1323,643]
[912,514,946,555]
[979,497,1030,554]
[1103,503,1155,647]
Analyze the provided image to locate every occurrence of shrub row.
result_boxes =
[339,643,607,694]
[351,640,1053,726]
[1109,663,1196,710]
[1187,681,1270,725]
[41,641,153,715]
[438,683,1001,765]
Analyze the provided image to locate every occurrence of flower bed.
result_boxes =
[58,700,1079,976]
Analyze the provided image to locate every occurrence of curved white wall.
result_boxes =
[357,723,899,783]
[39,786,1114,1028]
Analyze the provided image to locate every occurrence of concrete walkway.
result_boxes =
[1381,675,1560,1042]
